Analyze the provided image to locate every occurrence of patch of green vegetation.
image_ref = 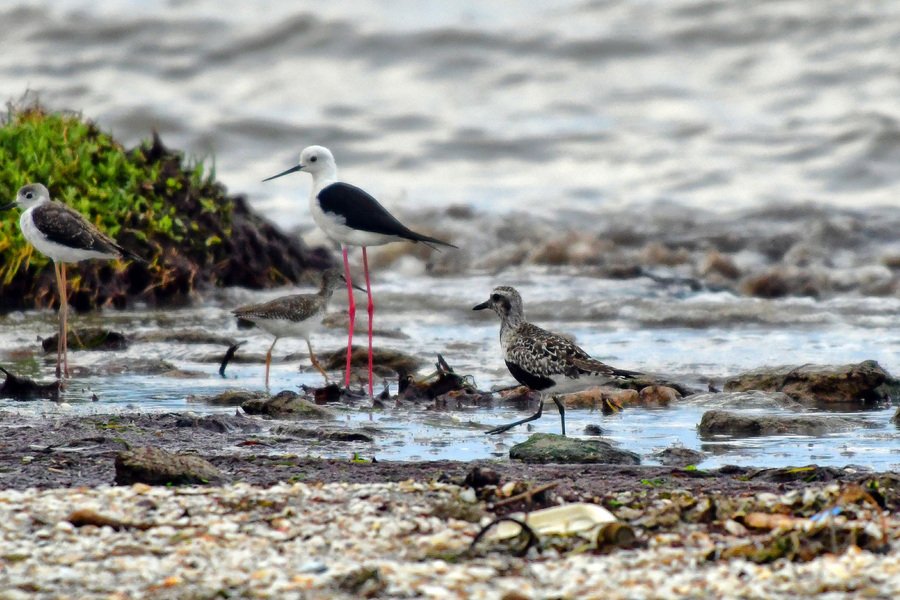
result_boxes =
[640,477,666,488]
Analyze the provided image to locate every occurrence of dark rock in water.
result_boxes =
[0,367,60,400]
[698,410,863,437]
[739,268,821,298]
[133,329,237,346]
[893,405,900,426]
[583,424,604,436]
[271,424,374,442]
[241,390,335,420]
[323,346,424,376]
[653,446,705,467]
[187,389,267,406]
[41,328,127,352]
[509,433,641,465]
[174,414,261,433]
[115,446,225,485]
[724,360,891,404]
[90,358,201,377]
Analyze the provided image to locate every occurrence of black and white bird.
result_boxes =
[473,286,638,435]
[263,145,456,397]
[233,268,361,392]
[1,183,142,378]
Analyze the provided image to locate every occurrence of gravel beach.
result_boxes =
[1,480,898,599]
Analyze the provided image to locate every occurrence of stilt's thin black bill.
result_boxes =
[262,164,303,182]
[0,202,16,211]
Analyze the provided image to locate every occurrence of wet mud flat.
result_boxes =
[0,409,895,497]
[1,410,899,598]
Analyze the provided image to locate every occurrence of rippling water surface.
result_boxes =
[1,0,899,467]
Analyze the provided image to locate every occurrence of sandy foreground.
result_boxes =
[1,477,898,600]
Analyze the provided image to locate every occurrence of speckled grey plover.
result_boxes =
[1,183,143,379]
[473,286,638,436]
[263,145,457,397]
[232,268,362,391]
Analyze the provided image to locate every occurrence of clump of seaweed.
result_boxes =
[0,100,330,312]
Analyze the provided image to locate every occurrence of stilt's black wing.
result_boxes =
[317,182,456,247]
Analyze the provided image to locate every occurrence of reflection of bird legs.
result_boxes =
[265,338,278,393]
[306,339,329,385]
[485,394,566,436]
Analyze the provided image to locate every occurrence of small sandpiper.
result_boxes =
[473,285,638,435]
[1,183,143,378]
[232,268,362,392]
[263,145,457,397]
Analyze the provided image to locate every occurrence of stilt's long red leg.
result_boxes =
[342,245,356,388]
[53,262,63,379]
[61,263,69,378]
[362,246,374,397]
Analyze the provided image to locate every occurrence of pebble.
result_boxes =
[0,482,896,598]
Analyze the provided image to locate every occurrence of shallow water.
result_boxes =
[1,269,897,469]
[1,1,899,468]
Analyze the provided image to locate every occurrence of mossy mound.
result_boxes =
[0,105,332,312]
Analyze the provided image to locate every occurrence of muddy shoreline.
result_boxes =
[1,411,896,510]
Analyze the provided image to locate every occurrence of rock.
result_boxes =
[462,466,501,489]
[41,328,127,352]
[653,447,705,467]
[187,389,267,406]
[701,250,741,280]
[271,424,374,442]
[559,387,638,410]
[509,433,640,465]
[133,329,237,346]
[241,390,335,419]
[893,405,900,426]
[638,385,681,406]
[697,410,863,437]
[0,367,60,400]
[682,390,804,410]
[174,414,261,433]
[739,268,821,298]
[583,424,604,436]
[724,360,891,404]
[90,358,201,377]
[114,446,224,485]
[322,346,424,376]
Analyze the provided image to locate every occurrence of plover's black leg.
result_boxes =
[551,395,566,436]
[485,397,545,435]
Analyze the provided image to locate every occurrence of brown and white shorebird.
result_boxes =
[1,183,143,378]
[473,286,639,436]
[232,268,362,391]
[263,146,457,397]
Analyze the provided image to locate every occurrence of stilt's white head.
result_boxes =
[2,183,51,211]
[262,145,337,183]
